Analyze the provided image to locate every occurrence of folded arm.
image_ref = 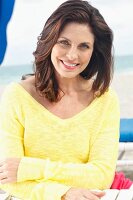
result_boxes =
[0,86,120,190]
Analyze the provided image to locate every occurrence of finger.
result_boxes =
[83,195,99,200]
[91,191,105,198]
[78,197,89,200]
[0,178,9,184]
[0,166,4,172]
[0,164,3,167]
[83,192,100,200]
[0,159,5,166]
[84,196,99,200]
[0,172,7,180]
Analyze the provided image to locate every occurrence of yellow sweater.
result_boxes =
[0,82,120,200]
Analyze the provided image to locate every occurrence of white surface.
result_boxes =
[116,189,133,200]
[119,143,133,152]
[101,189,133,200]
[117,160,133,167]
[101,189,119,200]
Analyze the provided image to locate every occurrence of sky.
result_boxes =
[2,0,133,66]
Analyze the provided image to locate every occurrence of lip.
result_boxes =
[60,60,79,70]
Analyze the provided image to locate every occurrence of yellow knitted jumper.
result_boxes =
[0,82,120,200]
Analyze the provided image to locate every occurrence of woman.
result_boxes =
[0,0,120,199]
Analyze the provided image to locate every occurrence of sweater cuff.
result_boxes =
[30,181,71,200]
[17,157,47,182]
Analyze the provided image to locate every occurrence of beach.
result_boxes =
[111,73,133,118]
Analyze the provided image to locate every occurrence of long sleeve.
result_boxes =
[0,83,120,199]
[17,93,119,190]
[0,86,71,199]
[0,181,71,200]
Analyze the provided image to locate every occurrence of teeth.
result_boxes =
[63,61,77,67]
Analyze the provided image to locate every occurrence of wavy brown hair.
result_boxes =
[33,0,114,102]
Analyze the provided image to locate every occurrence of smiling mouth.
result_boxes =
[61,60,79,69]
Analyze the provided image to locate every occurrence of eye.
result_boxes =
[79,43,90,49]
[57,40,70,46]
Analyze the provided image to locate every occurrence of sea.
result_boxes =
[0,55,133,85]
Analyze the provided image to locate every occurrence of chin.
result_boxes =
[55,67,81,79]
[57,72,77,79]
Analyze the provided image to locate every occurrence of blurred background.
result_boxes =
[1,0,133,65]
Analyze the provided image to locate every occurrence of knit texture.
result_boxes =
[0,82,120,200]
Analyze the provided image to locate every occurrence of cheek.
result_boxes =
[51,47,65,67]
[51,46,65,59]
[51,47,57,59]
[82,51,93,64]
[51,48,58,65]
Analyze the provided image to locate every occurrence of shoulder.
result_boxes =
[0,82,19,100]
[100,87,119,103]
[106,87,119,104]
[102,87,120,115]
[95,87,120,114]
[19,75,35,96]
[0,76,35,104]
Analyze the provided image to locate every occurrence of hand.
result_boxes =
[0,158,21,184]
[61,188,105,200]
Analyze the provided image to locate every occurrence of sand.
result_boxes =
[111,73,133,118]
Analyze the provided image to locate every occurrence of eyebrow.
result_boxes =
[58,37,92,46]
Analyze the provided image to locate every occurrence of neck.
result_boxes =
[57,76,81,93]
[56,75,92,95]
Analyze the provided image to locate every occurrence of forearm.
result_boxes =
[42,158,116,189]
[17,155,116,190]
[0,180,70,200]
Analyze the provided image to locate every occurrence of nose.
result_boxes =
[66,46,79,61]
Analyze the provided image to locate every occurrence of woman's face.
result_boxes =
[51,22,94,79]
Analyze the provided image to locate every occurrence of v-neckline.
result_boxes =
[13,82,99,122]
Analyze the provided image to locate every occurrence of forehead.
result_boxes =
[59,22,94,44]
